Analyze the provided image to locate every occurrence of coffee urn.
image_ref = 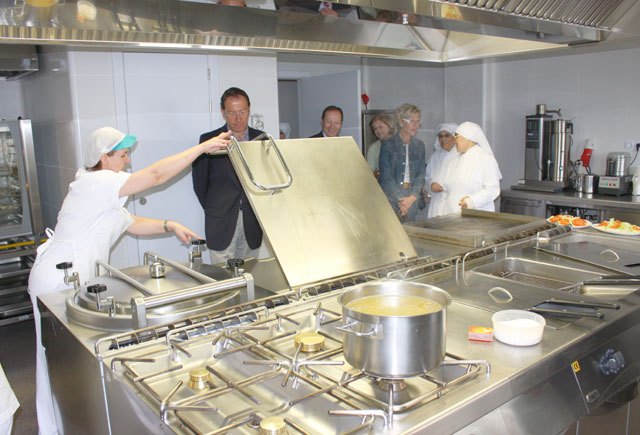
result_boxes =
[515,104,573,192]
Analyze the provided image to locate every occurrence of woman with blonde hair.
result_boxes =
[366,113,396,177]
[379,104,426,221]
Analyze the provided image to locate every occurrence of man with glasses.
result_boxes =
[379,103,426,222]
[192,87,265,263]
[310,105,343,138]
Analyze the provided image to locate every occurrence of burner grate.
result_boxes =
[107,284,490,434]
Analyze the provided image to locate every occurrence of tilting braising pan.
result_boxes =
[337,281,452,379]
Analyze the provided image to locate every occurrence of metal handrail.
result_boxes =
[130,273,254,329]
[95,260,153,296]
[229,133,293,192]
[143,251,217,284]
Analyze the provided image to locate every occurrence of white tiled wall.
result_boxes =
[21,48,281,267]
[22,47,78,230]
[444,45,640,189]
[276,54,445,155]
[364,57,444,152]
[213,54,279,137]
[0,80,25,119]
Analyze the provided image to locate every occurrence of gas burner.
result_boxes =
[330,358,491,428]
[259,416,287,435]
[376,378,407,392]
[110,294,491,434]
[187,368,213,390]
[293,331,325,352]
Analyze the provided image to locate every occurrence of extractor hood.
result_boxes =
[0,0,639,63]
[0,44,38,80]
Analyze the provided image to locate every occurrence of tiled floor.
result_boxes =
[1,320,38,435]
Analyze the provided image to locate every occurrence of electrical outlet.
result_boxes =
[624,141,633,150]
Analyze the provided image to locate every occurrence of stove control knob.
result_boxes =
[599,349,625,376]
[227,258,245,277]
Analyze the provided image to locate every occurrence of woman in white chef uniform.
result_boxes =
[28,127,231,434]
[442,122,502,214]
[424,122,458,218]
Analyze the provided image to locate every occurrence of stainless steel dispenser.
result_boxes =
[0,119,42,239]
[515,104,573,192]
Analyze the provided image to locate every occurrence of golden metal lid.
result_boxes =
[187,368,212,390]
[293,331,325,352]
[259,416,286,435]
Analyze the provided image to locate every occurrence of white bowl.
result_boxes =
[491,310,545,346]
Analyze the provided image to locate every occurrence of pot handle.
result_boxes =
[336,322,380,337]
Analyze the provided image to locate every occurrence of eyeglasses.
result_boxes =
[224,109,249,118]
[402,118,421,127]
[453,132,462,138]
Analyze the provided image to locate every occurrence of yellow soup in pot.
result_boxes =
[345,294,443,316]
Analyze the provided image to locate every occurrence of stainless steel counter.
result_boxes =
[37,211,640,435]
[502,189,640,210]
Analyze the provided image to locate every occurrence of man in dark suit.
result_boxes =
[192,87,265,263]
[310,105,343,138]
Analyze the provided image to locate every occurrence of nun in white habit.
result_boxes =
[425,122,459,218]
[279,122,291,139]
[442,122,502,214]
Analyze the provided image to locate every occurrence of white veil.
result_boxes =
[434,123,458,151]
[455,122,494,155]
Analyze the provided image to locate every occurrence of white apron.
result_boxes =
[28,169,133,435]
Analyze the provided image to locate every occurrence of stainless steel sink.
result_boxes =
[471,257,602,291]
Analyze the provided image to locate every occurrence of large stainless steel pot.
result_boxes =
[337,281,452,378]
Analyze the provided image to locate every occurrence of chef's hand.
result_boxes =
[166,221,201,244]
[201,131,231,154]
[458,196,471,209]
[431,182,444,193]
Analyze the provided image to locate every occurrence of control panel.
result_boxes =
[599,177,622,189]
[570,321,640,413]
[598,175,632,196]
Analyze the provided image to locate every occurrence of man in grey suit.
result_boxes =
[310,105,343,138]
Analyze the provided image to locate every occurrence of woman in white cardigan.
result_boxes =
[442,122,502,214]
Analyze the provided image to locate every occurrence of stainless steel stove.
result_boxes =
[99,285,490,435]
[38,137,640,435]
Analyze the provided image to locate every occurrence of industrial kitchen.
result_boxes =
[1,2,640,435]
